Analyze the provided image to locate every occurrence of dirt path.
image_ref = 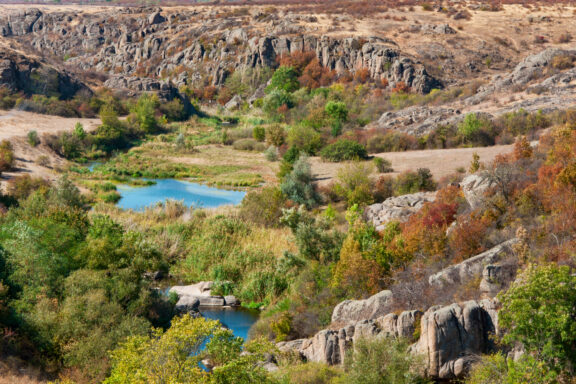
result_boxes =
[0,110,100,188]
[310,145,514,186]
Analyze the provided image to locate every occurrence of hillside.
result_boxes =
[0,2,575,384]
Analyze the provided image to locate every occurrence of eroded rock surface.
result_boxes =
[428,239,518,290]
[284,299,498,380]
[331,289,394,325]
[365,192,437,231]
[170,281,239,308]
[412,299,499,379]
[0,8,441,94]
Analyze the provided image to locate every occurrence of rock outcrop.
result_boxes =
[428,239,518,293]
[460,172,494,209]
[365,192,437,231]
[373,106,463,136]
[281,308,420,365]
[0,8,441,94]
[170,281,240,308]
[412,299,499,379]
[370,48,576,136]
[281,299,498,380]
[0,48,89,99]
[331,290,394,325]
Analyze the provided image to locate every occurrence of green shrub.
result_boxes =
[233,138,267,151]
[159,98,187,122]
[27,130,40,147]
[320,140,367,162]
[265,146,279,162]
[288,124,324,155]
[342,337,429,384]
[265,124,286,147]
[332,162,374,207]
[274,362,343,384]
[267,66,300,93]
[263,90,294,116]
[373,157,393,173]
[458,113,494,144]
[324,101,348,122]
[0,140,15,172]
[281,154,321,209]
[240,186,286,227]
[394,168,437,195]
[283,147,302,164]
[253,125,266,141]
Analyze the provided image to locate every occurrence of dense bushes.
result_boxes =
[320,139,368,162]
[0,178,170,382]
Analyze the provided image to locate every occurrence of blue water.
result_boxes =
[201,307,260,341]
[116,179,246,211]
[86,161,102,172]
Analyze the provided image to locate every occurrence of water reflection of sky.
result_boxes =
[116,179,246,211]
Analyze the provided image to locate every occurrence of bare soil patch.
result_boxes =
[310,144,514,186]
[0,110,100,188]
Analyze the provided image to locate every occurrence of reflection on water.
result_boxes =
[116,179,246,211]
[200,307,260,341]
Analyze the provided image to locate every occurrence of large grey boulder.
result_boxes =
[331,290,394,325]
[428,239,518,290]
[411,299,499,379]
[460,172,494,210]
[479,262,517,298]
[170,281,237,307]
[365,192,437,231]
[377,310,423,339]
[224,94,243,110]
[175,295,200,313]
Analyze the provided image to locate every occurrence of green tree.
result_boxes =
[267,66,300,93]
[324,101,348,122]
[133,93,160,133]
[280,154,321,209]
[333,162,374,207]
[499,264,576,368]
[74,122,86,140]
[263,90,294,116]
[105,315,272,384]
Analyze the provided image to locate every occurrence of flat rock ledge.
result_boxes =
[170,281,240,312]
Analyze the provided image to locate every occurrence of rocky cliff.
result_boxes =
[279,297,500,380]
[0,7,441,95]
[0,47,89,99]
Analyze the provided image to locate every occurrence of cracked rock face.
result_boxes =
[365,192,437,231]
[428,239,518,290]
[411,299,499,379]
[331,289,394,325]
[0,48,89,99]
[0,7,441,94]
[280,299,499,380]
